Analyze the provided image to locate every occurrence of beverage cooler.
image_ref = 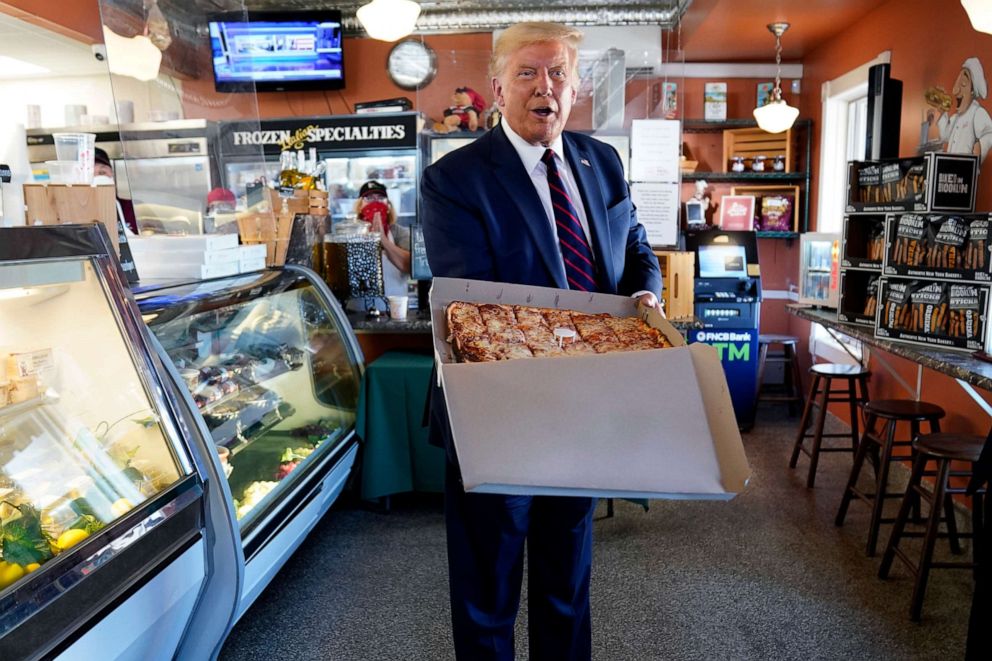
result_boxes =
[218,112,420,228]
[134,265,364,619]
[799,232,841,307]
[0,225,238,658]
[0,225,365,654]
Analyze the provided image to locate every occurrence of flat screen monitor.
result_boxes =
[209,11,344,92]
[698,244,748,279]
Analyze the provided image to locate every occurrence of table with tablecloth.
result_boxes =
[356,350,444,500]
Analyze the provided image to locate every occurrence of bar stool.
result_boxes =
[878,432,988,621]
[756,334,804,416]
[835,399,945,556]
[790,363,870,488]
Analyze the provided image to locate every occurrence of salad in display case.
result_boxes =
[136,266,363,536]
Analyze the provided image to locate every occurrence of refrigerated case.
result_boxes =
[0,224,238,659]
[218,112,420,229]
[135,265,363,616]
[799,232,841,308]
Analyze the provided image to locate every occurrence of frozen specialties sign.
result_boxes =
[218,112,419,157]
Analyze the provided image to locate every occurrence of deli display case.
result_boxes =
[0,224,239,659]
[135,265,363,616]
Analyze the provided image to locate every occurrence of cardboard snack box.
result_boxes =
[846,152,977,214]
[837,269,881,326]
[841,213,886,270]
[874,277,988,352]
[883,212,992,282]
[429,277,750,500]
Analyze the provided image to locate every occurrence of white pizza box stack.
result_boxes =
[238,244,268,273]
[430,277,751,500]
[128,234,242,279]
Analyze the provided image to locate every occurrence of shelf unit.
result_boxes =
[682,119,813,237]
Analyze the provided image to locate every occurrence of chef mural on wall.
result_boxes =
[923,57,992,166]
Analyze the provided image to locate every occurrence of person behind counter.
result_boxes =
[421,21,661,661]
[351,180,411,311]
[94,148,137,234]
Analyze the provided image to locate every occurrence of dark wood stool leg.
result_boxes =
[837,413,877,526]
[806,376,832,488]
[790,345,805,416]
[867,420,898,556]
[855,375,870,453]
[756,341,769,403]
[910,420,923,523]
[945,492,962,555]
[910,458,953,621]
[791,374,820,469]
[880,451,929,578]
[847,378,860,453]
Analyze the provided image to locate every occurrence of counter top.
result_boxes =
[788,304,992,391]
[346,310,703,334]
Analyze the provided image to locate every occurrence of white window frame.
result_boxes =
[812,52,890,363]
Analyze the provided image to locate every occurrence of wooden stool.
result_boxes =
[790,363,870,488]
[756,334,804,416]
[836,399,945,556]
[878,433,988,621]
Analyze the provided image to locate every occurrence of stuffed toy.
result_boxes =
[434,87,487,133]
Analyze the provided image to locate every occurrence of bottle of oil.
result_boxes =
[278,150,300,189]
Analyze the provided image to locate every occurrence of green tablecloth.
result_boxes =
[356,351,444,500]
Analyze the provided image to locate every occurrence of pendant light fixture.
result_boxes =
[753,22,800,134]
[962,0,992,34]
[357,0,422,42]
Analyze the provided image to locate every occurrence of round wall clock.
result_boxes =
[387,39,437,91]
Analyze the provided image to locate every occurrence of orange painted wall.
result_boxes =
[0,0,101,43]
[794,0,992,434]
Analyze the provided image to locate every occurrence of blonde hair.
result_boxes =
[489,22,583,81]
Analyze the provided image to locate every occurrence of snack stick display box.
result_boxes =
[429,277,750,500]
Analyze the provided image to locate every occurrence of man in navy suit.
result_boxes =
[421,22,662,660]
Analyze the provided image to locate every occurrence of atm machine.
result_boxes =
[685,230,763,430]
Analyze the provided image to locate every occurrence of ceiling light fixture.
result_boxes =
[357,0,421,42]
[962,0,992,34]
[753,22,800,134]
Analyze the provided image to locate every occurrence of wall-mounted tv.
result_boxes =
[209,11,344,93]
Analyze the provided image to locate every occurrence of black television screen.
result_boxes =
[209,11,344,92]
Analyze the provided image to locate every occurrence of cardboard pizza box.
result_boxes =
[430,277,750,500]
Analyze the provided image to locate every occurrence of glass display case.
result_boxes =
[136,267,362,537]
[0,225,230,660]
[799,232,841,308]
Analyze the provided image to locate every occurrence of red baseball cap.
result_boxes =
[207,187,236,206]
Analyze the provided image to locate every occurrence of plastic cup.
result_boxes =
[53,132,95,183]
[387,295,409,320]
[45,160,83,184]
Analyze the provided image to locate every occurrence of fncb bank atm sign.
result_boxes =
[692,331,754,362]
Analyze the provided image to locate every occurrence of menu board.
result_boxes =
[411,225,432,280]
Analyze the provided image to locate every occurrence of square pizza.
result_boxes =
[446,301,672,363]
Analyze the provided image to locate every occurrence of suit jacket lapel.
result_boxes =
[563,133,617,293]
[490,125,567,288]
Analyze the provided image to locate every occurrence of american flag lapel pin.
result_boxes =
[580,158,591,167]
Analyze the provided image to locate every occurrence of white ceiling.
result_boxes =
[0,11,108,80]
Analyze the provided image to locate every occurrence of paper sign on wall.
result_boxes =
[632,182,679,247]
[630,119,681,183]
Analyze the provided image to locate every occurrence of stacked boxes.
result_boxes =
[129,234,268,281]
[838,153,987,352]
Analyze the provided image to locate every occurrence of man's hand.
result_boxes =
[637,292,664,317]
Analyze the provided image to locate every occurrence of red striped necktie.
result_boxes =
[541,148,599,292]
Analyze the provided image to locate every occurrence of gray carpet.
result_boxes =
[219,408,974,660]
